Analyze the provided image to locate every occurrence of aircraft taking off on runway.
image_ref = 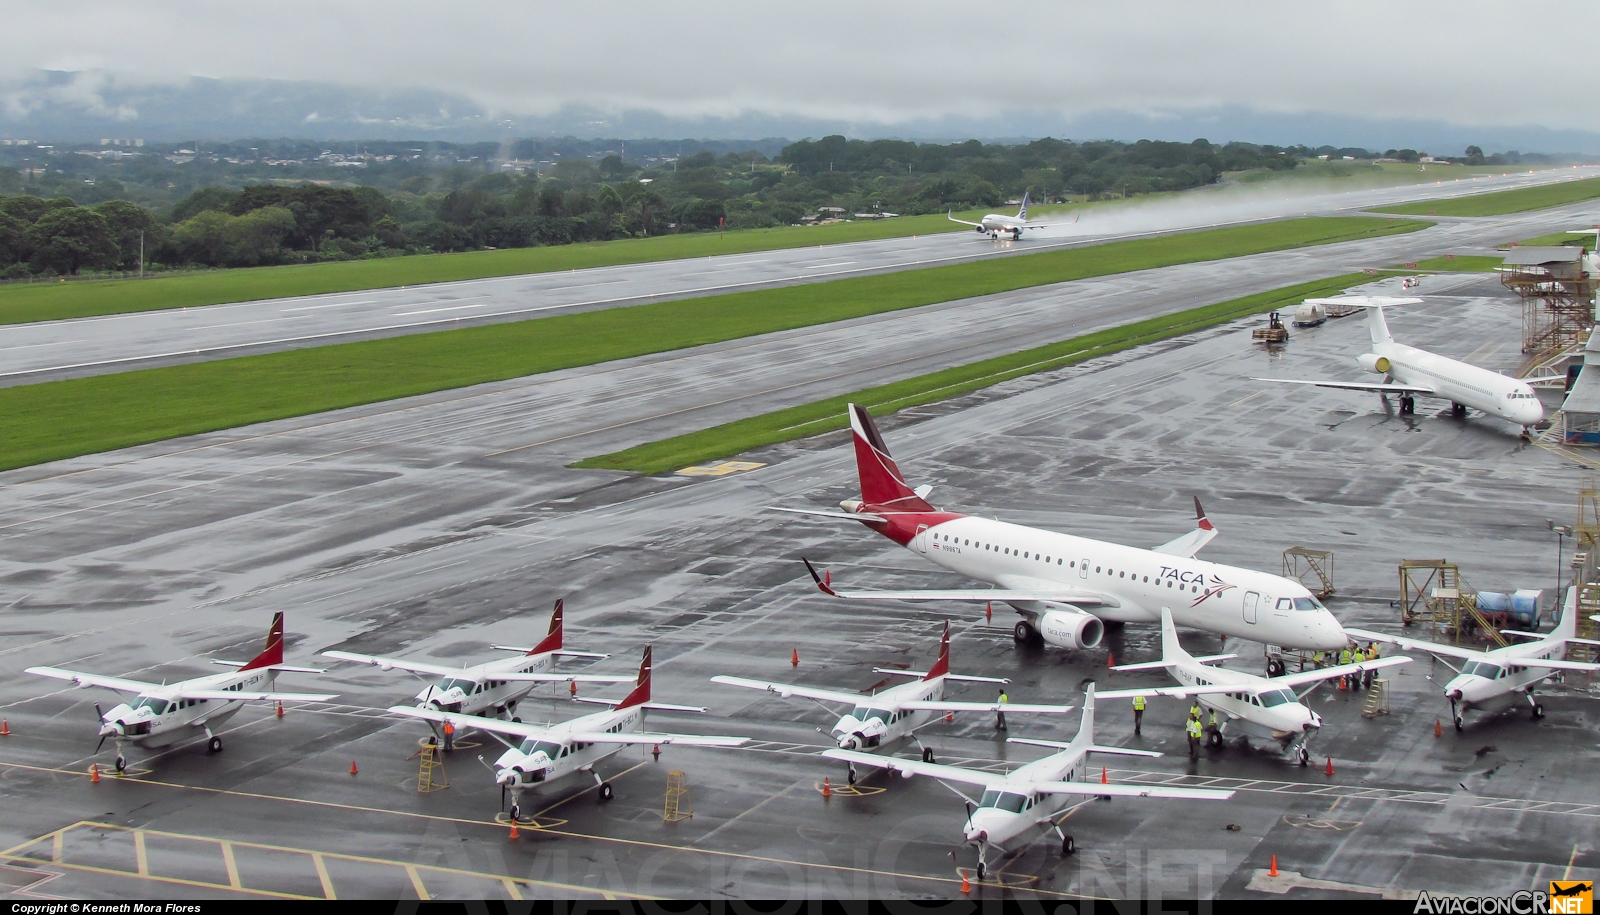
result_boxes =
[1097,609,1410,765]
[1252,297,1544,431]
[323,599,630,720]
[25,613,336,773]
[713,622,1077,780]
[782,405,1347,652]
[825,685,1233,879]
[946,192,1072,239]
[1347,600,1600,730]
[388,646,747,821]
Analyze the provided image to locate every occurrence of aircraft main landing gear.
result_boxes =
[1400,396,1416,415]
[1528,692,1545,719]
[598,782,613,802]
[921,747,935,763]
[1062,834,1075,856]
[205,728,223,753]
[1013,621,1043,647]
[1451,402,1467,418]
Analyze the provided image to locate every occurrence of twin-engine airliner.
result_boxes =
[946,192,1069,240]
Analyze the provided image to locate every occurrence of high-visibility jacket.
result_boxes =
[998,692,1009,705]
[1208,711,1219,728]
[1132,696,1146,711]
[1189,702,1202,719]
[1186,719,1203,739]
[1339,649,1352,665]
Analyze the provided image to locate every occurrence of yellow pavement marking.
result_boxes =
[405,864,429,900]
[676,460,766,477]
[134,829,148,877]
[503,876,523,901]
[50,831,61,864]
[312,852,335,900]
[1563,843,1580,880]
[221,841,241,890]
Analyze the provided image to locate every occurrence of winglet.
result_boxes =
[617,645,652,710]
[803,558,837,596]
[1195,497,1214,532]
[240,612,286,672]
[529,599,564,655]
[924,622,951,680]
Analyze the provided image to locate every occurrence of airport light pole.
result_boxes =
[1548,520,1574,607]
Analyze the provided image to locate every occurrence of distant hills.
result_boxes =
[4,70,1600,156]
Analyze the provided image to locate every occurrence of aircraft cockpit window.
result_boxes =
[1276,598,1294,611]
[439,677,475,694]
[518,739,564,758]
[1293,598,1319,611]
[1259,689,1295,707]
[132,697,170,715]
[981,791,1027,813]
[1461,661,1504,679]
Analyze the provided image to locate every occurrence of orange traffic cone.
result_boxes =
[961,872,971,893]
[90,764,100,783]
[509,820,520,840]
[0,719,9,736]
[945,711,954,723]
[350,760,359,776]
[1269,854,1279,877]
[1100,766,1108,784]
[569,680,577,697]
[276,701,284,719]
[1324,757,1334,777]
[822,777,832,798]
[1434,718,1443,738]
[1107,652,1115,668]
[791,648,799,667]
[985,602,992,623]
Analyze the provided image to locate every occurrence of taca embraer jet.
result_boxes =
[784,405,1348,653]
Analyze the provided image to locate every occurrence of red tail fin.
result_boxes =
[240,612,285,671]
[616,645,652,709]
[923,621,951,680]
[849,404,934,512]
[529,599,563,655]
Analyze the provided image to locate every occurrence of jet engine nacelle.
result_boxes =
[1037,607,1105,650]
[1357,353,1391,375]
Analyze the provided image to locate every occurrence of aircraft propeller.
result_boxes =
[95,702,107,753]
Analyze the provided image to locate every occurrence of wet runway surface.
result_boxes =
[3,165,1595,386]
[2,261,1597,897]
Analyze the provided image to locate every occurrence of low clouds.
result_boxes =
[2,1,1595,135]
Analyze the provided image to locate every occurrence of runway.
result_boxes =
[2,165,1594,385]
[1,259,1596,896]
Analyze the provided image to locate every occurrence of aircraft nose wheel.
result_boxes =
[976,861,986,880]
[207,736,223,753]
[1061,835,1075,856]
[1453,715,1464,731]
[597,782,613,802]
[115,755,126,774]
[1297,746,1309,767]
[508,802,520,822]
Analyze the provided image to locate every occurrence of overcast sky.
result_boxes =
[5,1,1596,134]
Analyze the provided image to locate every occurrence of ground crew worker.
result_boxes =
[1132,695,1146,735]
[1363,643,1379,689]
[1186,714,1203,759]
[1339,645,1353,689]
[1313,651,1326,669]
[652,743,660,763]
[997,689,1008,731]
[1189,700,1202,722]
[442,719,455,753]
[1207,708,1220,744]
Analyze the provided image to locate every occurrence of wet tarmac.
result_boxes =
[1,270,1598,899]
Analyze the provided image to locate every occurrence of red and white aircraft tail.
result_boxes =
[849,404,935,513]
[617,645,652,710]
[529,599,565,655]
[924,622,951,680]
[240,612,285,671]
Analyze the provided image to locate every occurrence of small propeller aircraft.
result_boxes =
[713,622,1077,782]
[387,646,747,821]
[323,599,630,720]
[1347,599,1600,730]
[25,612,336,773]
[824,685,1233,880]
[1096,608,1410,764]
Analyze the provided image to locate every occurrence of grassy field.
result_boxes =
[1501,229,1596,248]
[1399,255,1504,272]
[0,216,1425,472]
[1372,175,1600,217]
[575,274,1381,474]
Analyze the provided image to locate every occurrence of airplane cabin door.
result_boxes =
[1243,591,1260,625]
[914,525,929,554]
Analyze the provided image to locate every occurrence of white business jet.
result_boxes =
[946,192,1070,240]
[25,613,336,773]
[323,599,630,720]
[713,622,1076,780]
[1347,600,1600,730]
[1097,608,1411,765]
[824,685,1233,880]
[783,404,1348,653]
[387,646,747,820]
[1253,296,1544,431]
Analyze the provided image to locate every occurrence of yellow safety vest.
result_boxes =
[1208,711,1218,727]
[1132,696,1146,711]
[1186,719,1203,738]
[1339,649,1351,665]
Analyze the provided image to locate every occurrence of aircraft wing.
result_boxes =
[710,675,863,706]
[25,667,160,694]
[1007,737,1161,758]
[1030,780,1234,801]
[321,651,463,678]
[1094,684,1237,700]
[1252,378,1438,396]
[1501,657,1600,672]
[1270,656,1411,688]
[947,211,983,228]
[1342,628,1485,661]
[496,673,635,684]
[180,689,338,702]
[564,731,748,748]
[900,700,1076,715]
[821,748,997,788]
[386,705,553,739]
[772,507,887,523]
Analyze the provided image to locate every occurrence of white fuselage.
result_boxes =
[101,669,274,749]
[962,747,1084,849]
[1168,662,1319,743]
[415,652,560,717]
[914,517,1347,650]
[1373,340,1543,425]
[1444,637,1570,714]
[494,705,645,796]
[832,677,947,751]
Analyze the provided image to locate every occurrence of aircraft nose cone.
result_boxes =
[839,735,861,751]
[965,827,988,845]
[496,769,519,787]
[99,722,120,737]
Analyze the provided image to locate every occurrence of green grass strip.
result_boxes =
[1372,176,1600,217]
[576,272,1387,474]
[1501,230,1594,248]
[0,211,992,326]
[0,217,1424,473]
[1399,255,1504,272]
